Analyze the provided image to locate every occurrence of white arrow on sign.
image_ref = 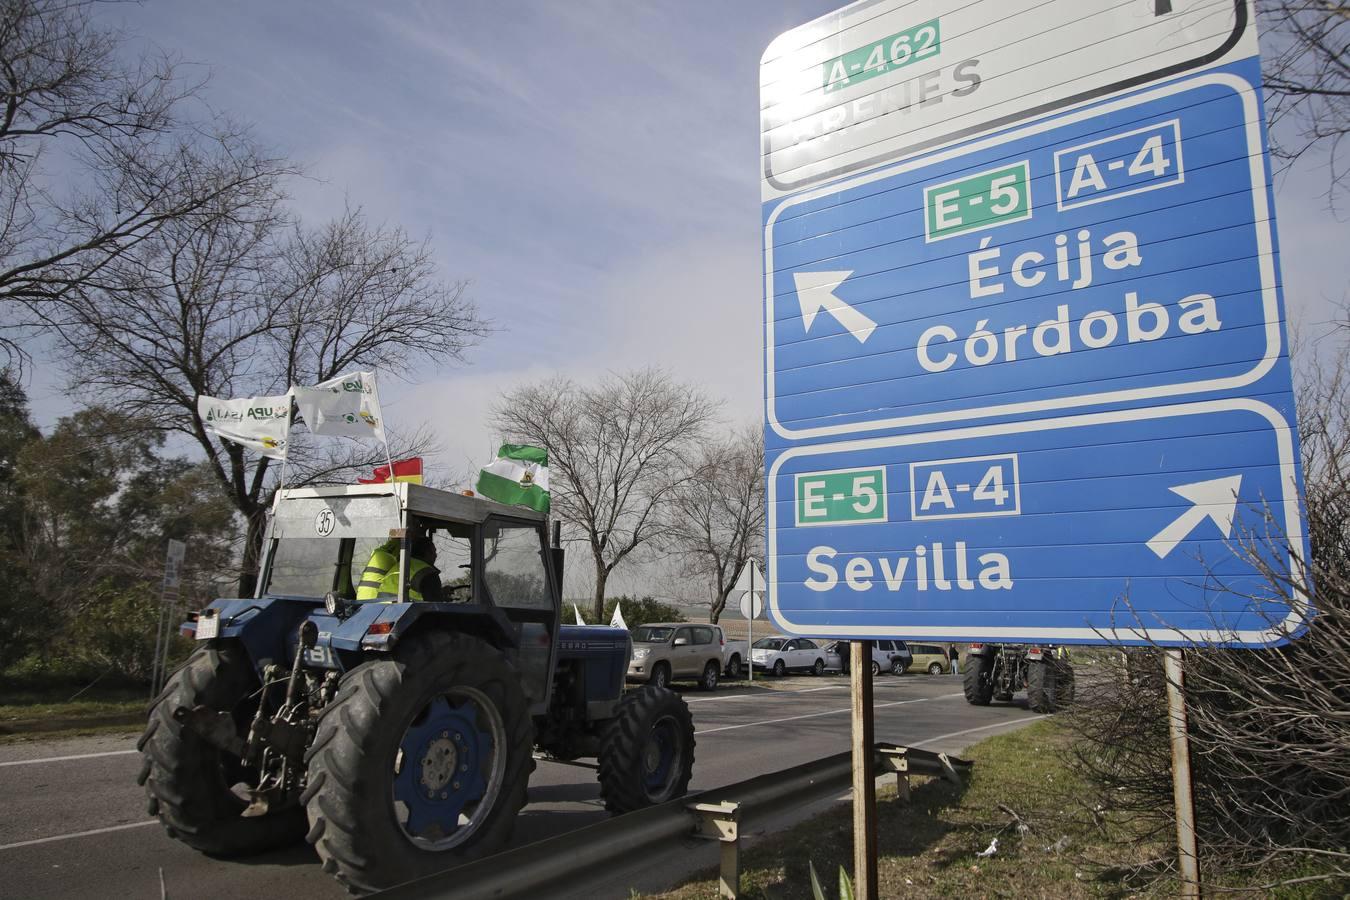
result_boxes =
[794,271,876,344]
[1146,475,1243,559]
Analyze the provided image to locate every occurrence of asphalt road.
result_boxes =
[0,674,1041,900]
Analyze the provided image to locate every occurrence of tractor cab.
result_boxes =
[200,482,563,714]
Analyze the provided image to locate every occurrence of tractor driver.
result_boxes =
[374,534,445,603]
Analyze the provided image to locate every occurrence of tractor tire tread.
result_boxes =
[303,630,533,895]
[138,644,306,856]
[596,685,695,814]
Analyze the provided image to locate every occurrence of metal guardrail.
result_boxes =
[374,742,971,900]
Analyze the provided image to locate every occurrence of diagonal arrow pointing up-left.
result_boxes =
[793,271,877,344]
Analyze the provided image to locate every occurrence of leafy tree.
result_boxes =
[6,401,236,676]
[0,371,43,664]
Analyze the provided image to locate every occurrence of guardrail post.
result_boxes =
[876,746,910,803]
[690,801,741,899]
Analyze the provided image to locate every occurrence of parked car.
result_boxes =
[876,640,913,674]
[750,636,830,676]
[626,623,724,690]
[909,642,951,675]
[825,640,912,675]
[712,625,749,679]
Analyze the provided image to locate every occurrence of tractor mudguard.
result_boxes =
[186,597,319,676]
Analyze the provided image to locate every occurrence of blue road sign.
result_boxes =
[768,400,1305,645]
[761,1,1310,646]
[766,65,1282,441]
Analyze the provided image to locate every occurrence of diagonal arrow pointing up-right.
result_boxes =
[1146,474,1243,559]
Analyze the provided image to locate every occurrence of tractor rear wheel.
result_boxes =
[962,653,995,706]
[1027,659,1074,713]
[597,686,695,814]
[137,644,306,856]
[302,631,533,894]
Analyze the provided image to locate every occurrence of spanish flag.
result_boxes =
[358,457,423,485]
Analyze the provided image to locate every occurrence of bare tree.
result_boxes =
[667,425,764,623]
[49,187,487,593]
[0,0,285,365]
[1259,1,1350,203]
[492,368,719,620]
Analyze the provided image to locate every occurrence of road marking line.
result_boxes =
[0,820,157,852]
[694,692,964,735]
[0,748,138,768]
[684,679,934,704]
[685,684,845,704]
[912,715,1049,748]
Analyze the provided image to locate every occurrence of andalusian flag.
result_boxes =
[476,444,550,513]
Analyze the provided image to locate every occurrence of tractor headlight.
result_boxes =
[324,592,352,618]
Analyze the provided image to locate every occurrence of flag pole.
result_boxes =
[275,393,295,498]
[368,371,396,481]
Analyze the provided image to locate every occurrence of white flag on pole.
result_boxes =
[197,393,293,460]
[573,603,585,626]
[293,371,386,442]
[610,600,627,630]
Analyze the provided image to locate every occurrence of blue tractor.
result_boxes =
[137,483,695,893]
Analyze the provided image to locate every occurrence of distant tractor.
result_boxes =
[137,484,695,894]
[962,643,1075,713]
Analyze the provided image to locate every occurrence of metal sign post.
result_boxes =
[150,539,187,698]
[735,561,765,684]
[1164,649,1201,897]
[850,640,877,899]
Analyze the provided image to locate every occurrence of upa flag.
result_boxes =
[358,457,424,485]
[475,444,550,513]
[610,600,627,630]
[293,371,386,443]
[573,603,585,626]
[198,393,292,460]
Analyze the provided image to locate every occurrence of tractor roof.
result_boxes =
[274,482,546,528]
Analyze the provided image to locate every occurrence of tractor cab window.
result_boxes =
[481,521,550,612]
[266,536,385,599]
[425,520,473,603]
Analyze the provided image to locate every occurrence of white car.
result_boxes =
[750,636,832,676]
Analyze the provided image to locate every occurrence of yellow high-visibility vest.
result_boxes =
[376,557,431,602]
[356,540,399,602]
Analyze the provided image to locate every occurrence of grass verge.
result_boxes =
[650,717,1345,899]
[0,680,146,736]
[651,719,1152,900]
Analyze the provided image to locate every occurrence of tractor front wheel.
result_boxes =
[302,631,533,894]
[137,644,306,856]
[597,686,695,814]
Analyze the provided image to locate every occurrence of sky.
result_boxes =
[24,0,1350,602]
